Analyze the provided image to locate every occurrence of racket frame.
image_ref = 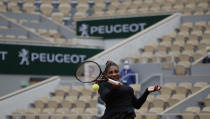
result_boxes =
[74,60,102,83]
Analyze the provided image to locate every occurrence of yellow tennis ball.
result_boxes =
[92,84,99,91]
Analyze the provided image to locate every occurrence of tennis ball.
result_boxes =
[92,84,99,91]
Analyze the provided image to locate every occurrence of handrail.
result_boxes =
[141,73,163,86]
[90,13,181,61]
[120,73,139,84]
[0,76,59,101]
[192,55,206,65]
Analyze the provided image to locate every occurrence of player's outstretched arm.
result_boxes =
[132,85,161,109]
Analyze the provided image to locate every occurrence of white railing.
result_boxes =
[120,73,139,84]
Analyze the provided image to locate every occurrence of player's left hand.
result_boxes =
[148,85,161,92]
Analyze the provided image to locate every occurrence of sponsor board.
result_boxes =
[0,44,103,75]
[76,14,170,39]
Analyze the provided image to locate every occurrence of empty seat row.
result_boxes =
[2,0,210,25]
[11,84,100,119]
[1,1,71,24]
[34,97,97,109]
[12,107,98,119]
[53,85,97,97]
[132,82,209,116]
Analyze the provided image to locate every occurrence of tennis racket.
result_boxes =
[74,61,120,85]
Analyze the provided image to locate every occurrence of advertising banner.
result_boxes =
[76,14,170,39]
[0,44,103,75]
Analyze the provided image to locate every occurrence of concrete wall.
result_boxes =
[191,64,210,75]
[182,15,210,23]
[163,75,210,84]
[0,76,60,119]
[0,74,76,97]
[72,37,104,49]
[104,39,125,49]
[131,63,163,81]
[0,75,31,97]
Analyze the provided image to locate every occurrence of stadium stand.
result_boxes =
[5,77,208,119]
[0,13,49,43]
[0,12,75,42]
[121,18,210,75]
[29,84,98,119]
[160,83,210,119]
[1,0,210,119]
[0,11,103,48]
[0,0,209,28]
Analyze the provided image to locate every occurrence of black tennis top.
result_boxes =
[98,81,150,117]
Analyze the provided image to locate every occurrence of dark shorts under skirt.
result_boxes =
[100,111,135,119]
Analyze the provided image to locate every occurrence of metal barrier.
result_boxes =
[120,73,139,84]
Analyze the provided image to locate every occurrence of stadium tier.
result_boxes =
[0,10,103,48]
[1,0,210,119]
[10,84,99,119]
[123,20,210,75]
[8,80,210,119]
[0,11,75,44]
[0,0,209,26]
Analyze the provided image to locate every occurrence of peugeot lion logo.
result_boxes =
[79,24,89,37]
[18,48,30,66]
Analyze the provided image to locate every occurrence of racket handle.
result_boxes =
[107,79,121,86]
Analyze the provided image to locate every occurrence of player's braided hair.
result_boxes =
[102,60,119,77]
[96,60,118,83]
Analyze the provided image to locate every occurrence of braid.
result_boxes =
[96,60,119,83]
[103,60,118,76]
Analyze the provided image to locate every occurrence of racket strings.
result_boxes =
[75,61,102,83]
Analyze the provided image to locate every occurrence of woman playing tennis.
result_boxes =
[98,60,161,119]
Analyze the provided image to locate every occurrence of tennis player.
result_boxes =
[98,60,161,119]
